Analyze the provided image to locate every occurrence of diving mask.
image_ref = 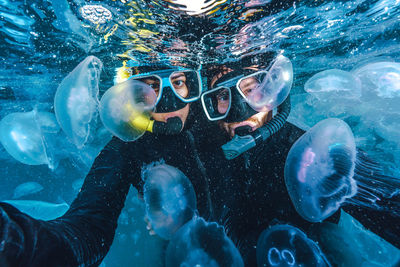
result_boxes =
[201,55,294,159]
[129,68,203,113]
[100,67,204,141]
[201,55,293,122]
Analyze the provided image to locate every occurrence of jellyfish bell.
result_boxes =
[284,118,400,223]
[0,110,60,169]
[166,217,244,267]
[242,54,293,112]
[99,79,157,142]
[54,56,102,148]
[141,162,197,240]
[256,224,330,267]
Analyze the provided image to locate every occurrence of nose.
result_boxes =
[155,86,187,113]
[223,90,257,123]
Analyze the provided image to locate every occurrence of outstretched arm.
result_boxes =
[0,137,134,266]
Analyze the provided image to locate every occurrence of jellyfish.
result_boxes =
[54,56,102,148]
[13,182,44,199]
[244,55,293,112]
[351,61,400,99]
[0,110,60,169]
[304,69,362,100]
[166,217,244,267]
[99,79,157,142]
[284,118,400,223]
[256,224,330,267]
[2,200,69,221]
[142,162,197,240]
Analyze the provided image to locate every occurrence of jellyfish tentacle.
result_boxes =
[355,150,400,196]
[352,149,400,216]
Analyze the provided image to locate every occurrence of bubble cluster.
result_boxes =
[80,5,112,24]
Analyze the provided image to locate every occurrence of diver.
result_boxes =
[197,51,400,265]
[0,61,214,266]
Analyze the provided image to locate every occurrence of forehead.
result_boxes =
[210,65,263,88]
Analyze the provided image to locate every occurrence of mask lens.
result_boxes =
[238,72,268,106]
[132,76,162,97]
[170,70,201,101]
[201,87,231,120]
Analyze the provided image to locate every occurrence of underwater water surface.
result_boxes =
[1,0,400,266]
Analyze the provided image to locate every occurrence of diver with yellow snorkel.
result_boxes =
[0,60,216,266]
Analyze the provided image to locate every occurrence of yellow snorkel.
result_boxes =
[124,103,155,133]
[125,102,183,135]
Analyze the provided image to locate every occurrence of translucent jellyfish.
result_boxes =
[256,224,330,267]
[166,217,244,267]
[13,182,44,199]
[72,178,84,192]
[352,61,400,99]
[2,200,69,221]
[142,162,196,240]
[284,118,400,222]
[304,69,362,100]
[102,187,166,266]
[99,79,157,142]
[0,110,60,169]
[54,56,102,148]
[244,55,293,112]
[314,210,400,266]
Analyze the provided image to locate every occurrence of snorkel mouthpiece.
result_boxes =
[128,108,183,135]
[222,129,266,160]
[221,95,292,160]
[128,110,153,132]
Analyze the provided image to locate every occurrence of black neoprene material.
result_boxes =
[0,130,213,266]
[0,137,133,267]
[155,87,187,113]
[152,117,183,135]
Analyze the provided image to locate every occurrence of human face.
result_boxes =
[139,72,190,127]
[210,69,272,138]
[150,104,190,125]
[170,72,189,98]
[238,76,264,103]
[138,71,189,99]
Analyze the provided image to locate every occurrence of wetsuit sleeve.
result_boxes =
[0,137,133,267]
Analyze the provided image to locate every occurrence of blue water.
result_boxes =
[1,0,400,266]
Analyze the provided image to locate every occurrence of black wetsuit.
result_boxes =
[0,137,132,266]
[196,121,400,266]
[195,122,312,265]
[1,119,397,266]
[0,129,212,266]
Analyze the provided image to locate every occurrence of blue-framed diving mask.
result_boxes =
[201,55,294,159]
[129,68,203,113]
[201,55,292,122]
[201,71,266,123]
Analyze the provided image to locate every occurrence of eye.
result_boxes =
[173,80,185,87]
[244,88,253,95]
[217,91,229,101]
[218,95,228,101]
